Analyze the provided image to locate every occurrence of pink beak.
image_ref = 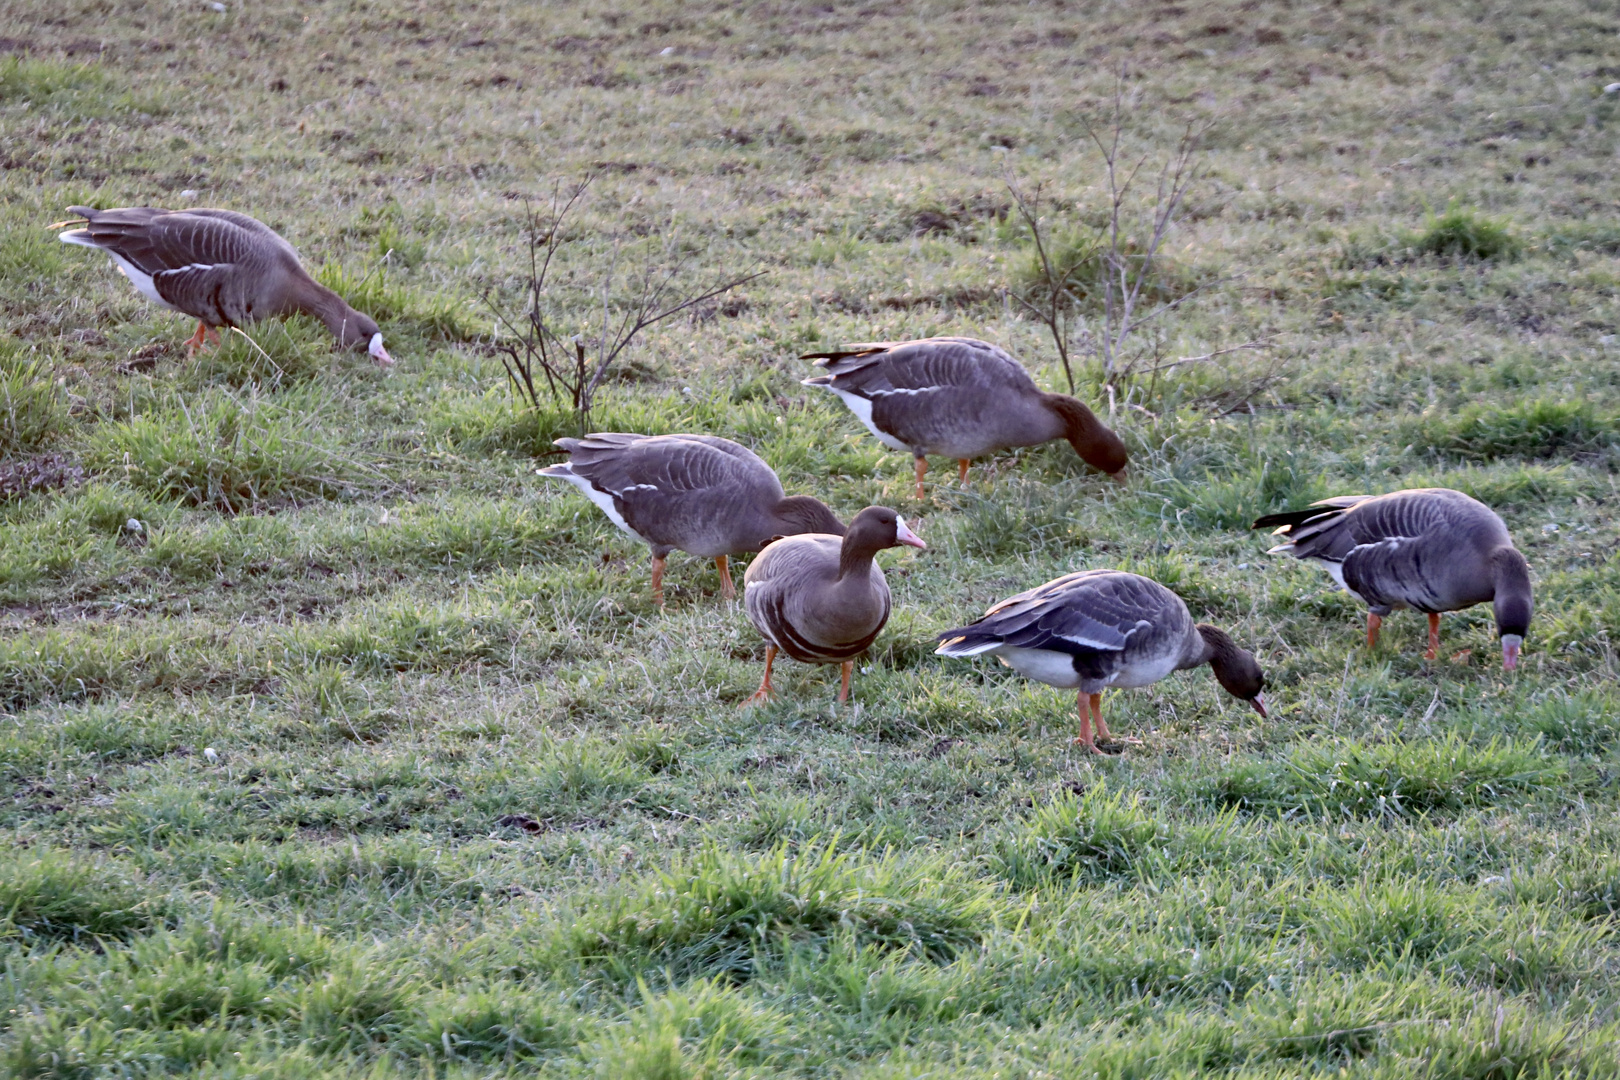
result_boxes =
[369,333,393,367]
[895,518,926,549]
[1249,693,1268,718]
[1502,639,1520,671]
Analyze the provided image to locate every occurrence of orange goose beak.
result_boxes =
[1249,694,1268,718]
[1502,635,1522,671]
[895,517,926,549]
[369,332,393,367]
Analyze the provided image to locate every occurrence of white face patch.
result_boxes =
[368,332,392,365]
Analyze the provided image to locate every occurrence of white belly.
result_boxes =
[992,645,1086,689]
[540,467,647,543]
[818,386,913,452]
[1108,650,1183,690]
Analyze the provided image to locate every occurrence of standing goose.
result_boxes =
[741,506,925,705]
[54,206,392,365]
[541,433,845,603]
[936,570,1266,753]
[1253,488,1532,669]
[801,336,1127,499]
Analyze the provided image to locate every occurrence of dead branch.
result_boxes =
[482,176,764,436]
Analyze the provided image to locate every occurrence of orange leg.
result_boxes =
[1090,693,1112,743]
[741,644,777,707]
[185,320,210,355]
[1425,612,1441,661]
[1366,612,1382,649]
[837,660,853,704]
[958,458,971,485]
[914,457,928,501]
[650,554,666,606]
[1073,690,1099,753]
[716,554,735,600]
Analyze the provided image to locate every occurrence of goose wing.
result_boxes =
[62,206,290,277]
[936,570,1161,656]
[802,337,1036,399]
[554,433,781,544]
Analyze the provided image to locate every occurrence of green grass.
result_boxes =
[4,0,1620,1074]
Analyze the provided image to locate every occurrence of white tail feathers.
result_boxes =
[934,635,1001,657]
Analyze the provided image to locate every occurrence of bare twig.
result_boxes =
[1126,339,1273,378]
[1006,68,1221,411]
[481,176,764,435]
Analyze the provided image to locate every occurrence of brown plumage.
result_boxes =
[55,206,391,365]
[801,337,1127,498]
[1254,488,1533,669]
[740,506,926,705]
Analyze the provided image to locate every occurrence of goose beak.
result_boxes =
[895,517,926,550]
[1109,466,1129,486]
[1249,694,1268,718]
[1501,635,1522,671]
[368,332,393,367]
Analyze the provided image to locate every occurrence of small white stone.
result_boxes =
[124,518,143,533]
[1542,523,1559,533]
[209,2,227,12]
[1605,82,1620,94]
[1237,563,1249,570]
[660,46,675,56]
[203,747,219,763]
[180,189,199,199]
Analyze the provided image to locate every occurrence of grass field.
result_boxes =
[4,0,1620,1075]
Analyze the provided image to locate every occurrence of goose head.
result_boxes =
[1197,624,1268,716]
[1492,547,1532,670]
[334,309,391,367]
[1045,393,1128,477]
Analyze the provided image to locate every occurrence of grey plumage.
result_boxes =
[936,570,1219,692]
[800,337,1126,493]
[540,433,845,601]
[55,205,390,363]
[936,570,1267,750]
[1253,487,1533,668]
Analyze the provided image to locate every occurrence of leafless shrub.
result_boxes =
[481,177,764,435]
[1007,75,1268,412]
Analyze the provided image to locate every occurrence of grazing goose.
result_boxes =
[540,433,845,603]
[1253,488,1532,669]
[801,336,1127,499]
[54,206,391,365]
[741,506,925,705]
[936,570,1266,753]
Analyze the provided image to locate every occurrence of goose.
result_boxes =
[540,433,845,603]
[1253,488,1532,670]
[936,570,1266,752]
[53,206,391,365]
[801,336,1127,499]
[740,506,925,705]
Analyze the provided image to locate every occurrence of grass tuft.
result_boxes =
[1406,398,1612,462]
[548,841,993,983]
[85,387,360,511]
[1414,204,1522,261]
[994,782,1167,888]
[0,849,163,942]
[1201,736,1559,818]
[0,342,68,454]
